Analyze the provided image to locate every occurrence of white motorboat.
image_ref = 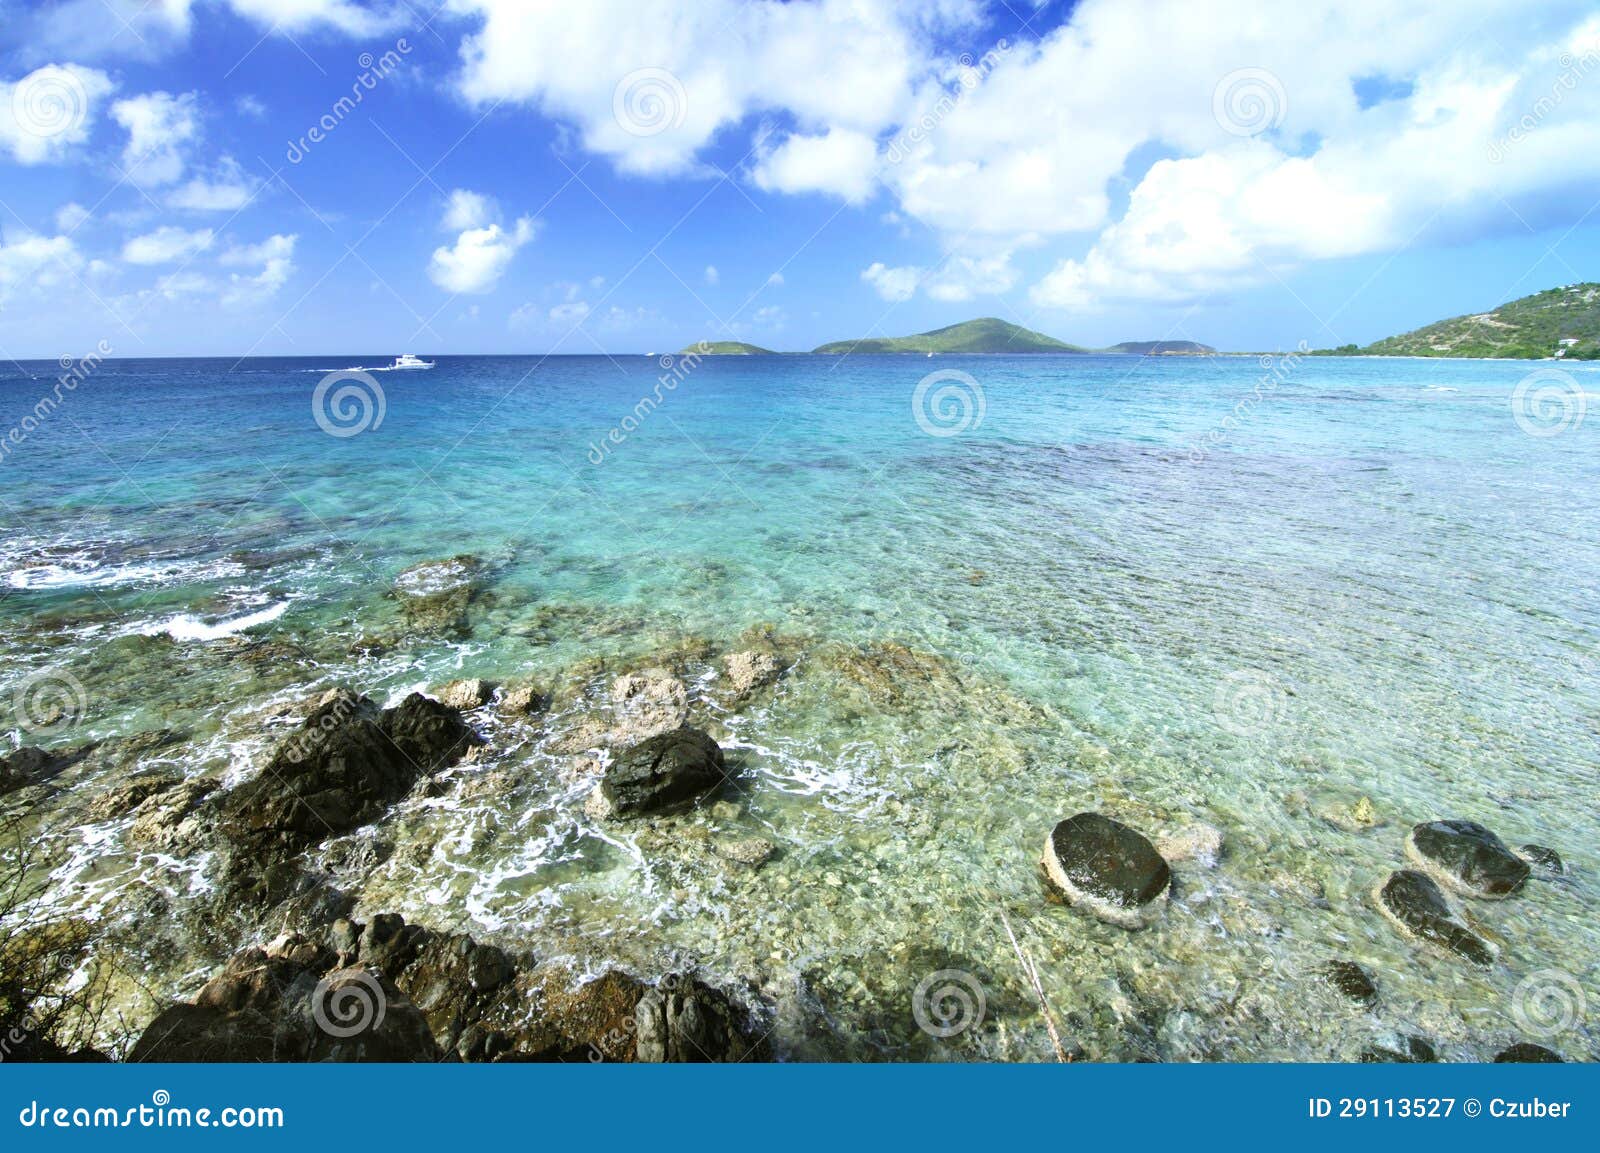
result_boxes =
[389,354,435,370]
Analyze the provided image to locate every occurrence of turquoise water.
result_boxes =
[2,352,1597,1060]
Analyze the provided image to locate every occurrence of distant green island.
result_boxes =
[812,317,1083,354]
[683,318,1220,357]
[1105,340,1216,356]
[1314,283,1600,360]
[682,341,776,355]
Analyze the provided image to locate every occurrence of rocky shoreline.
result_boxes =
[0,555,1592,1063]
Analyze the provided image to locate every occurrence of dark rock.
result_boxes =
[1,745,88,795]
[220,691,474,855]
[1322,960,1377,1004]
[1519,844,1565,876]
[1373,870,1496,966]
[1361,1035,1437,1063]
[634,974,747,1062]
[86,772,182,821]
[587,727,728,819]
[128,934,442,1062]
[1406,819,1529,898]
[1494,1042,1564,1063]
[1039,812,1171,929]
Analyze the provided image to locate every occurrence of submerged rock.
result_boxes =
[1519,844,1565,876]
[1406,819,1530,898]
[586,727,728,819]
[1156,822,1224,868]
[1321,960,1378,1004]
[391,555,482,638]
[1373,869,1496,966]
[1494,1042,1564,1063]
[1361,1035,1437,1063]
[716,836,776,868]
[1,745,87,796]
[1040,812,1171,929]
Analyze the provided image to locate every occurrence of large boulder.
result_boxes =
[1405,819,1529,898]
[1,745,87,796]
[221,690,475,851]
[1373,869,1495,966]
[1495,1042,1564,1063]
[1040,812,1171,929]
[586,727,728,819]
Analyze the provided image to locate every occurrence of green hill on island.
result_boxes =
[1107,340,1215,355]
[1323,283,1600,359]
[683,340,775,355]
[813,317,1085,355]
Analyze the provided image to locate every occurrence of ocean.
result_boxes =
[1,351,1596,1060]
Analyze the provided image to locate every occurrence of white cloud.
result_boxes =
[168,158,260,212]
[447,0,971,175]
[0,64,115,164]
[112,91,200,185]
[429,217,537,294]
[442,188,497,231]
[703,264,719,286]
[220,233,297,306]
[55,203,92,232]
[0,233,83,306]
[753,127,879,203]
[223,0,403,35]
[766,272,784,287]
[122,226,214,264]
[861,261,921,302]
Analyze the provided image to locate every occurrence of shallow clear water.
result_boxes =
[2,352,1597,1060]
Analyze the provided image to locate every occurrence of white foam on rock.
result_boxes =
[142,601,289,642]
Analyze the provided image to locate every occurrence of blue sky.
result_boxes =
[2,0,1599,358]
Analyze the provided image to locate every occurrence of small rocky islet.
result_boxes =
[0,555,1590,1062]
